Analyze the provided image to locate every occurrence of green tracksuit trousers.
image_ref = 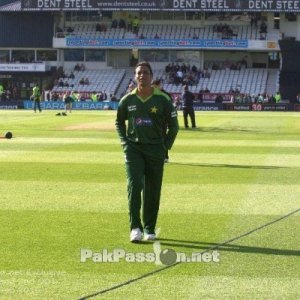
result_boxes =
[124,141,166,234]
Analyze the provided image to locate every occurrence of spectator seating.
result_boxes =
[56,67,270,99]
[52,69,126,96]
[152,68,267,95]
[59,23,280,41]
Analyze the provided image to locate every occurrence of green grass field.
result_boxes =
[0,109,299,300]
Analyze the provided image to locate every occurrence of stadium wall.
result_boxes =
[279,39,300,101]
[0,13,53,47]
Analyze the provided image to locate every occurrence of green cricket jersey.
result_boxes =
[32,86,40,100]
[116,87,179,149]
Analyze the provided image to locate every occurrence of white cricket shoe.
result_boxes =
[130,228,143,242]
[144,233,156,241]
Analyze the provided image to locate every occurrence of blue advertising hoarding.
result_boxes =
[23,101,119,110]
[66,38,248,49]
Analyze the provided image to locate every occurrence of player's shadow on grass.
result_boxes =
[181,127,261,133]
[157,238,300,257]
[172,162,285,170]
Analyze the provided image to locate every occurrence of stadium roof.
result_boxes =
[0,0,21,11]
[0,0,16,5]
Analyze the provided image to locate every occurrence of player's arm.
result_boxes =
[115,99,128,145]
[165,100,179,150]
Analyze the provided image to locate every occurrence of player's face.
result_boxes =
[135,66,152,88]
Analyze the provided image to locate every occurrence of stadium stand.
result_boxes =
[51,69,126,97]
[56,22,279,42]
[0,3,293,103]
[151,68,268,96]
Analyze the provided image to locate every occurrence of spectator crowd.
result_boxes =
[164,63,211,86]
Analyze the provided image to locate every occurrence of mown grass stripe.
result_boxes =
[2,137,300,147]
[1,152,300,167]
[78,208,300,299]
[0,137,118,144]
[1,180,299,215]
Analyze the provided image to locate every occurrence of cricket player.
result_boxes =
[32,83,42,113]
[116,61,179,242]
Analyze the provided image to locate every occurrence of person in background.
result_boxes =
[71,91,80,102]
[274,91,281,103]
[132,16,140,34]
[110,94,117,101]
[103,90,108,100]
[127,14,133,32]
[182,84,196,129]
[91,91,98,102]
[51,91,59,101]
[63,91,73,114]
[32,83,42,113]
[0,82,4,99]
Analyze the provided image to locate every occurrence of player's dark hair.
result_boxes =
[135,61,153,76]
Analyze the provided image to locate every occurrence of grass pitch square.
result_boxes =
[0,110,299,299]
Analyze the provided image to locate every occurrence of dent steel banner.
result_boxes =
[21,0,300,12]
